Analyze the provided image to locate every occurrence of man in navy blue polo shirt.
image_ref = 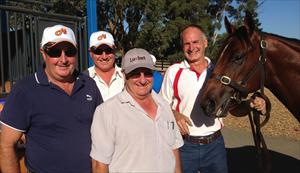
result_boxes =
[0,25,102,173]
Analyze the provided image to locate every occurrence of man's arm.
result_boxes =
[172,110,192,135]
[173,149,182,173]
[0,124,23,173]
[160,67,193,135]
[92,159,109,173]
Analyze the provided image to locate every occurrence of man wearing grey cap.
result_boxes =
[90,48,183,173]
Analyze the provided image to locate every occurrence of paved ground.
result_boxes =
[222,127,300,173]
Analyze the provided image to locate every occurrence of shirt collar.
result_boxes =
[118,88,163,107]
[118,89,165,120]
[35,65,83,86]
[89,66,97,78]
[35,66,50,85]
[118,89,135,106]
[90,65,123,79]
[114,65,124,78]
[181,56,212,69]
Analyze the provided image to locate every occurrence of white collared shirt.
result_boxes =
[160,57,223,136]
[87,65,125,101]
[90,90,183,172]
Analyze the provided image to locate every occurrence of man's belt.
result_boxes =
[184,130,222,144]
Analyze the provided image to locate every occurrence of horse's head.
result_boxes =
[200,12,264,117]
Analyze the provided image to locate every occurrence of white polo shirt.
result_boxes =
[160,57,223,136]
[87,65,125,101]
[90,90,183,172]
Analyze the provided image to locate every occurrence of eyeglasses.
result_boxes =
[44,47,77,57]
[126,69,153,79]
[92,47,114,55]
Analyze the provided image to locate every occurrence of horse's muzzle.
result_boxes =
[201,98,217,117]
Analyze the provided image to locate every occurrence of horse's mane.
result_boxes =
[262,32,300,43]
[215,25,300,62]
[262,32,300,51]
[222,26,300,51]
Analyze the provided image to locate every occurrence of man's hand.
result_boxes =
[172,110,192,135]
[250,97,266,114]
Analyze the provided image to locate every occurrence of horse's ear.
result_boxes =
[224,16,235,34]
[244,11,255,35]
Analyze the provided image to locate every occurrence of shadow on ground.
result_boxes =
[227,146,300,173]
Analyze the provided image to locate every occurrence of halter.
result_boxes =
[214,35,268,117]
[215,34,272,173]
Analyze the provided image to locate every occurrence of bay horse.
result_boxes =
[200,12,300,123]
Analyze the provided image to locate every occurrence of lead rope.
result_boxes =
[248,92,271,173]
[248,36,272,173]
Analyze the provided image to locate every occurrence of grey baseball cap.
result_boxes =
[122,48,155,74]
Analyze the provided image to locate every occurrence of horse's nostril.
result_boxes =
[203,99,215,116]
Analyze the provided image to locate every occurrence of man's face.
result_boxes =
[41,42,77,82]
[125,68,153,100]
[90,44,116,72]
[182,27,208,63]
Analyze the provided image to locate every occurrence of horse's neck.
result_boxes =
[264,34,300,117]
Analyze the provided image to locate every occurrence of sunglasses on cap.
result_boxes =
[126,68,153,79]
[44,44,77,58]
[91,47,114,55]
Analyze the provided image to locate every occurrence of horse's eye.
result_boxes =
[232,53,244,65]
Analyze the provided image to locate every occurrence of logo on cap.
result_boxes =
[55,28,67,36]
[130,56,146,62]
[97,34,107,41]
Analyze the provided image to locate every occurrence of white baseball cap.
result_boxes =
[150,54,156,64]
[40,24,77,48]
[89,31,115,48]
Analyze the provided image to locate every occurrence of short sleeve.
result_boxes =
[90,104,116,164]
[0,86,31,132]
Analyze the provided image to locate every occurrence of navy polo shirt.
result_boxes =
[0,67,102,173]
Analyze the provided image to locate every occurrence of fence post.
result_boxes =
[87,0,97,67]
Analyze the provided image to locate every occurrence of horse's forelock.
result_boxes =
[219,38,232,61]
[235,26,253,48]
[218,27,252,60]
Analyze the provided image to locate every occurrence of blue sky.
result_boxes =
[258,0,300,39]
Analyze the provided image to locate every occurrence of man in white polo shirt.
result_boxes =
[90,48,183,173]
[160,24,266,173]
[86,31,124,101]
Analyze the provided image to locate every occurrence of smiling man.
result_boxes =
[0,25,102,173]
[90,48,183,173]
[86,31,125,101]
[160,24,267,173]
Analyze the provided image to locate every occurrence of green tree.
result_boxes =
[48,0,261,62]
[96,0,149,55]
[206,0,262,60]
[139,0,213,63]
